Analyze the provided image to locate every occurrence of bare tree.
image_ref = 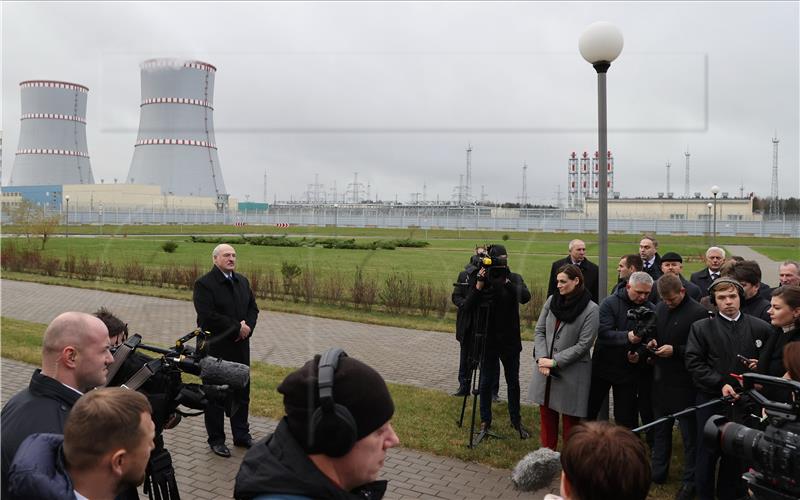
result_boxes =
[7,200,61,249]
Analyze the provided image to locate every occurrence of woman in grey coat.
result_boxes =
[530,264,599,450]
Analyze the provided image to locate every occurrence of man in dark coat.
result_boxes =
[690,246,725,298]
[547,239,600,303]
[1,312,113,498]
[649,252,702,303]
[685,278,773,500]
[234,350,399,500]
[463,244,532,438]
[727,260,772,323]
[639,236,662,281]
[648,274,710,500]
[587,271,655,429]
[193,243,260,457]
[610,254,643,296]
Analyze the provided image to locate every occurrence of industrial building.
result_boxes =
[578,196,760,221]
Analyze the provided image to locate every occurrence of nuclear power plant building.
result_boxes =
[126,59,228,205]
[9,80,95,186]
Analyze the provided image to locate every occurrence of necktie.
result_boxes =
[711,273,719,280]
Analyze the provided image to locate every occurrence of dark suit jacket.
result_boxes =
[690,267,717,297]
[193,266,259,365]
[642,253,663,281]
[547,256,600,304]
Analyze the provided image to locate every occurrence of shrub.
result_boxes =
[161,241,179,253]
[502,234,510,241]
[280,261,303,297]
[320,272,345,304]
[351,267,378,310]
[121,261,146,284]
[299,266,316,303]
[42,256,61,277]
[379,272,415,314]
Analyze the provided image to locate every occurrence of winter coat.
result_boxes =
[234,418,387,500]
[652,295,710,413]
[1,370,81,499]
[649,274,702,304]
[685,313,773,398]
[758,326,800,378]
[7,433,75,500]
[193,266,260,364]
[452,267,475,343]
[529,296,599,417]
[741,294,772,324]
[462,271,531,354]
[547,256,600,304]
[592,286,655,384]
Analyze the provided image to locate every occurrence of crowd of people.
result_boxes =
[450,236,800,500]
[0,238,798,500]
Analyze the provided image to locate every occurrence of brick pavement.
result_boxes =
[0,279,536,403]
[0,280,557,499]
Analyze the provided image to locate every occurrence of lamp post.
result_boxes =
[706,202,713,238]
[64,195,70,238]
[333,203,339,238]
[579,21,624,301]
[99,203,104,236]
[711,185,720,245]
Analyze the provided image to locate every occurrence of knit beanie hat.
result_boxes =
[278,353,395,454]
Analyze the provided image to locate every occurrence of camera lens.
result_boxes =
[719,421,764,465]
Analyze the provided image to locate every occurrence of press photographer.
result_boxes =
[463,244,532,439]
[685,277,773,500]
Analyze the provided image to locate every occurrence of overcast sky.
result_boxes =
[2,1,798,205]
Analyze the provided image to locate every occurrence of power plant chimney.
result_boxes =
[10,80,95,185]
[126,59,228,209]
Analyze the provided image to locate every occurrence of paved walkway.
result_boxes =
[0,280,554,500]
[725,245,783,287]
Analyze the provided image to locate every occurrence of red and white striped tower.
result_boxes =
[568,152,578,208]
[10,80,94,185]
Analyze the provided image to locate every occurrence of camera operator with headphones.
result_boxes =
[234,349,400,500]
[685,277,773,500]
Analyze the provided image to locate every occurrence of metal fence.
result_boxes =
[5,205,799,237]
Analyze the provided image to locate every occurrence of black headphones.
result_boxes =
[308,348,358,457]
[707,277,745,306]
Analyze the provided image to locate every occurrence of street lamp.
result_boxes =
[64,195,70,238]
[710,185,720,245]
[333,203,339,238]
[579,21,624,301]
[706,202,713,237]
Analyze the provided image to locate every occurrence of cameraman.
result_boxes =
[463,244,532,438]
[648,274,709,499]
[587,271,655,430]
[685,277,773,500]
[452,246,499,400]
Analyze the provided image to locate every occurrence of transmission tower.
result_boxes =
[684,148,690,197]
[305,173,324,204]
[465,143,473,204]
[452,174,465,205]
[346,172,365,204]
[770,135,780,218]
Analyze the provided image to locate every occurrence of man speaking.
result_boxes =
[193,243,260,457]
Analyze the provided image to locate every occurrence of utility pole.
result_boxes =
[684,148,690,197]
[465,143,473,204]
[770,134,780,219]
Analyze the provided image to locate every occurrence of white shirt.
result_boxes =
[719,311,742,322]
[644,256,656,269]
[74,491,90,500]
[61,382,82,396]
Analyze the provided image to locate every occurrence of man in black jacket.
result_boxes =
[193,243,260,457]
[463,244,532,438]
[690,246,725,297]
[611,254,643,295]
[649,252,702,303]
[547,239,600,303]
[648,274,709,500]
[234,350,399,500]
[639,236,662,281]
[685,278,773,500]
[587,271,655,429]
[1,312,113,498]
[727,260,771,323]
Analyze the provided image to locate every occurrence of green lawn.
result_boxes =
[749,245,799,262]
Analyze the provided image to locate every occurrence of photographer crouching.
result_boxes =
[463,244,532,438]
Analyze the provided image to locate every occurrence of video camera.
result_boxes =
[626,306,657,359]
[704,373,800,500]
[106,329,250,500]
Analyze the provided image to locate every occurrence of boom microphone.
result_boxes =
[198,356,250,390]
[511,447,562,492]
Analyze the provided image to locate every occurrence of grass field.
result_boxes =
[0,316,684,499]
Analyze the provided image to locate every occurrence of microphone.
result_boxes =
[198,356,250,390]
[511,447,562,492]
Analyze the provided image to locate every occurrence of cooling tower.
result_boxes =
[10,80,94,186]
[126,59,227,204]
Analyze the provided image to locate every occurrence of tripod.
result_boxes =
[457,300,503,448]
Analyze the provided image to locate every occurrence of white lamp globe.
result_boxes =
[579,22,624,64]
[711,185,720,196]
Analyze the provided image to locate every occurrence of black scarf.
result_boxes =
[550,288,592,324]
